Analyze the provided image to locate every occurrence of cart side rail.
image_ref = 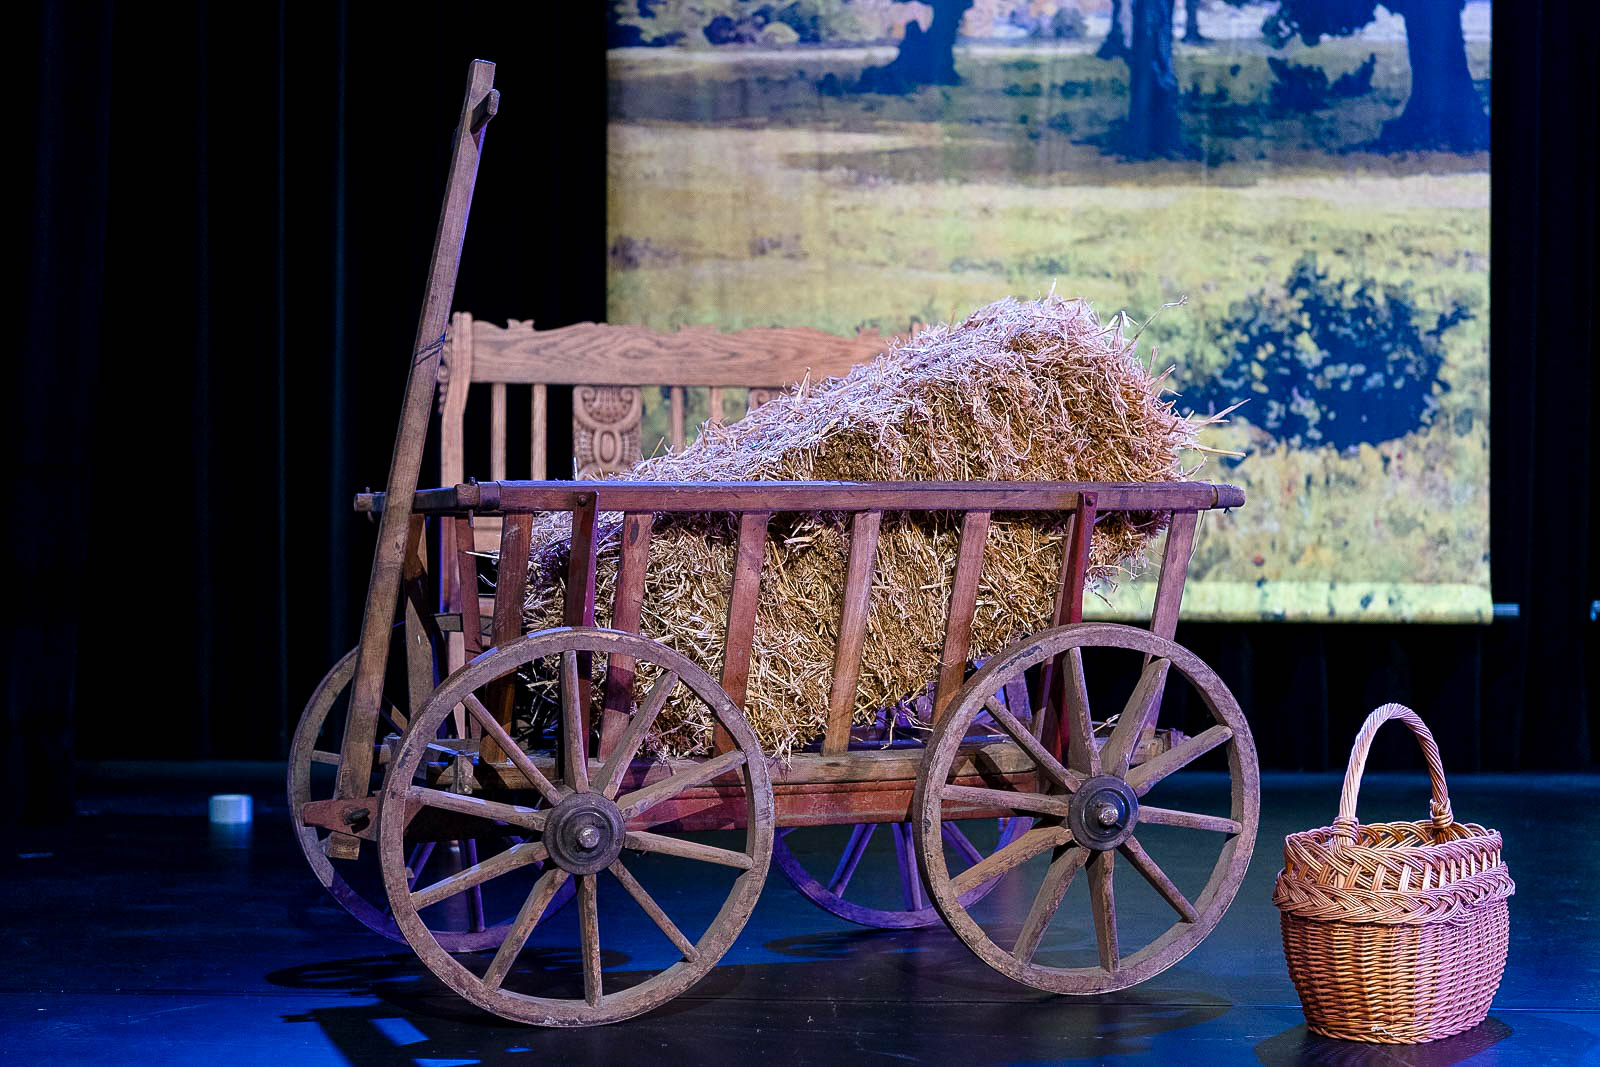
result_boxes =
[355,478,1244,516]
[364,477,1239,762]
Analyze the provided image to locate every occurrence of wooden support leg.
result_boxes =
[563,494,600,774]
[1133,509,1198,754]
[668,387,685,452]
[450,514,483,738]
[482,513,532,766]
[440,515,466,686]
[600,512,654,759]
[933,511,992,726]
[822,510,882,755]
[717,512,770,753]
[454,515,484,660]
[402,516,435,718]
[1035,493,1096,766]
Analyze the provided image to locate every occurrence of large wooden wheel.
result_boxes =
[288,634,571,951]
[772,697,1033,929]
[380,628,774,1027]
[913,622,1258,994]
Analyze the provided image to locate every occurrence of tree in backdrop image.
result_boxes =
[604,0,1492,620]
[1097,0,1192,158]
[1247,0,1489,150]
[856,1,973,92]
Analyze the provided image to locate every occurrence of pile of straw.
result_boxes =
[520,295,1208,758]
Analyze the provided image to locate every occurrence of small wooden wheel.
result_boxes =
[773,698,1034,929]
[381,627,774,1027]
[288,634,570,951]
[913,622,1259,994]
[772,818,1030,929]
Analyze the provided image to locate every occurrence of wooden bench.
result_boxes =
[437,313,891,667]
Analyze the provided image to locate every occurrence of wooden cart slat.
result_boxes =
[716,511,771,753]
[934,510,992,724]
[822,510,883,755]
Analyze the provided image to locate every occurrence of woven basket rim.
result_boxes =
[1284,817,1501,861]
[1277,816,1513,925]
[1274,863,1514,923]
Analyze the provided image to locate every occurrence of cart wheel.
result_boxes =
[773,691,1033,928]
[913,622,1259,994]
[773,818,1030,929]
[288,635,573,951]
[381,627,774,1026]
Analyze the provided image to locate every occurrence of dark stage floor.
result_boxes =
[5,765,1598,1065]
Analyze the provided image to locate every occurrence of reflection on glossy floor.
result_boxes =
[5,765,1598,1064]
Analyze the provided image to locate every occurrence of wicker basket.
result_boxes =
[1273,704,1514,1044]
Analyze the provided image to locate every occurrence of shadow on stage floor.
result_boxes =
[266,945,1238,1064]
[6,766,1598,1064]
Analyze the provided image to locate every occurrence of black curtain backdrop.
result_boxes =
[10,2,1596,822]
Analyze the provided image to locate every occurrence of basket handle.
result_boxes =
[1333,703,1453,843]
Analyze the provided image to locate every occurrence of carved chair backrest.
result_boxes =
[436,313,889,631]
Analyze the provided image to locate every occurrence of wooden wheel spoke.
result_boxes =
[942,783,1072,819]
[593,670,678,799]
[1088,849,1118,971]
[379,701,409,736]
[609,860,699,962]
[890,823,927,911]
[410,787,549,833]
[828,823,876,895]
[1060,648,1099,775]
[941,822,985,867]
[1137,806,1241,835]
[482,867,570,993]
[624,830,754,870]
[1119,836,1198,922]
[412,839,547,911]
[462,838,488,933]
[578,873,602,1007]
[983,696,1079,793]
[1013,845,1087,963]
[561,650,590,792]
[1125,724,1233,796]
[615,749,746,823]
[462,692,566,804]
[310,750,341,766]
[405,842,437,892]
[424,740,469,762]
[951,825,1070,897]
[1101,658,1171,777]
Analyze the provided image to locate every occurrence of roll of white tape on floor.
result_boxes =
[209,793,253,825]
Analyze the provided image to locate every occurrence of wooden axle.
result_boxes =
[299,727,1185,841]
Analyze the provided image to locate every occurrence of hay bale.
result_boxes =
[520,295,1210,759]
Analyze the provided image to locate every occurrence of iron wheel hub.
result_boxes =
[1068,774,1139,851]
[544,792,625,875]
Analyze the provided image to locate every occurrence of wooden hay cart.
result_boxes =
[290,61,1260,1027]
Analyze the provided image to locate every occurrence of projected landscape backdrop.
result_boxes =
[606,0,1491,621]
